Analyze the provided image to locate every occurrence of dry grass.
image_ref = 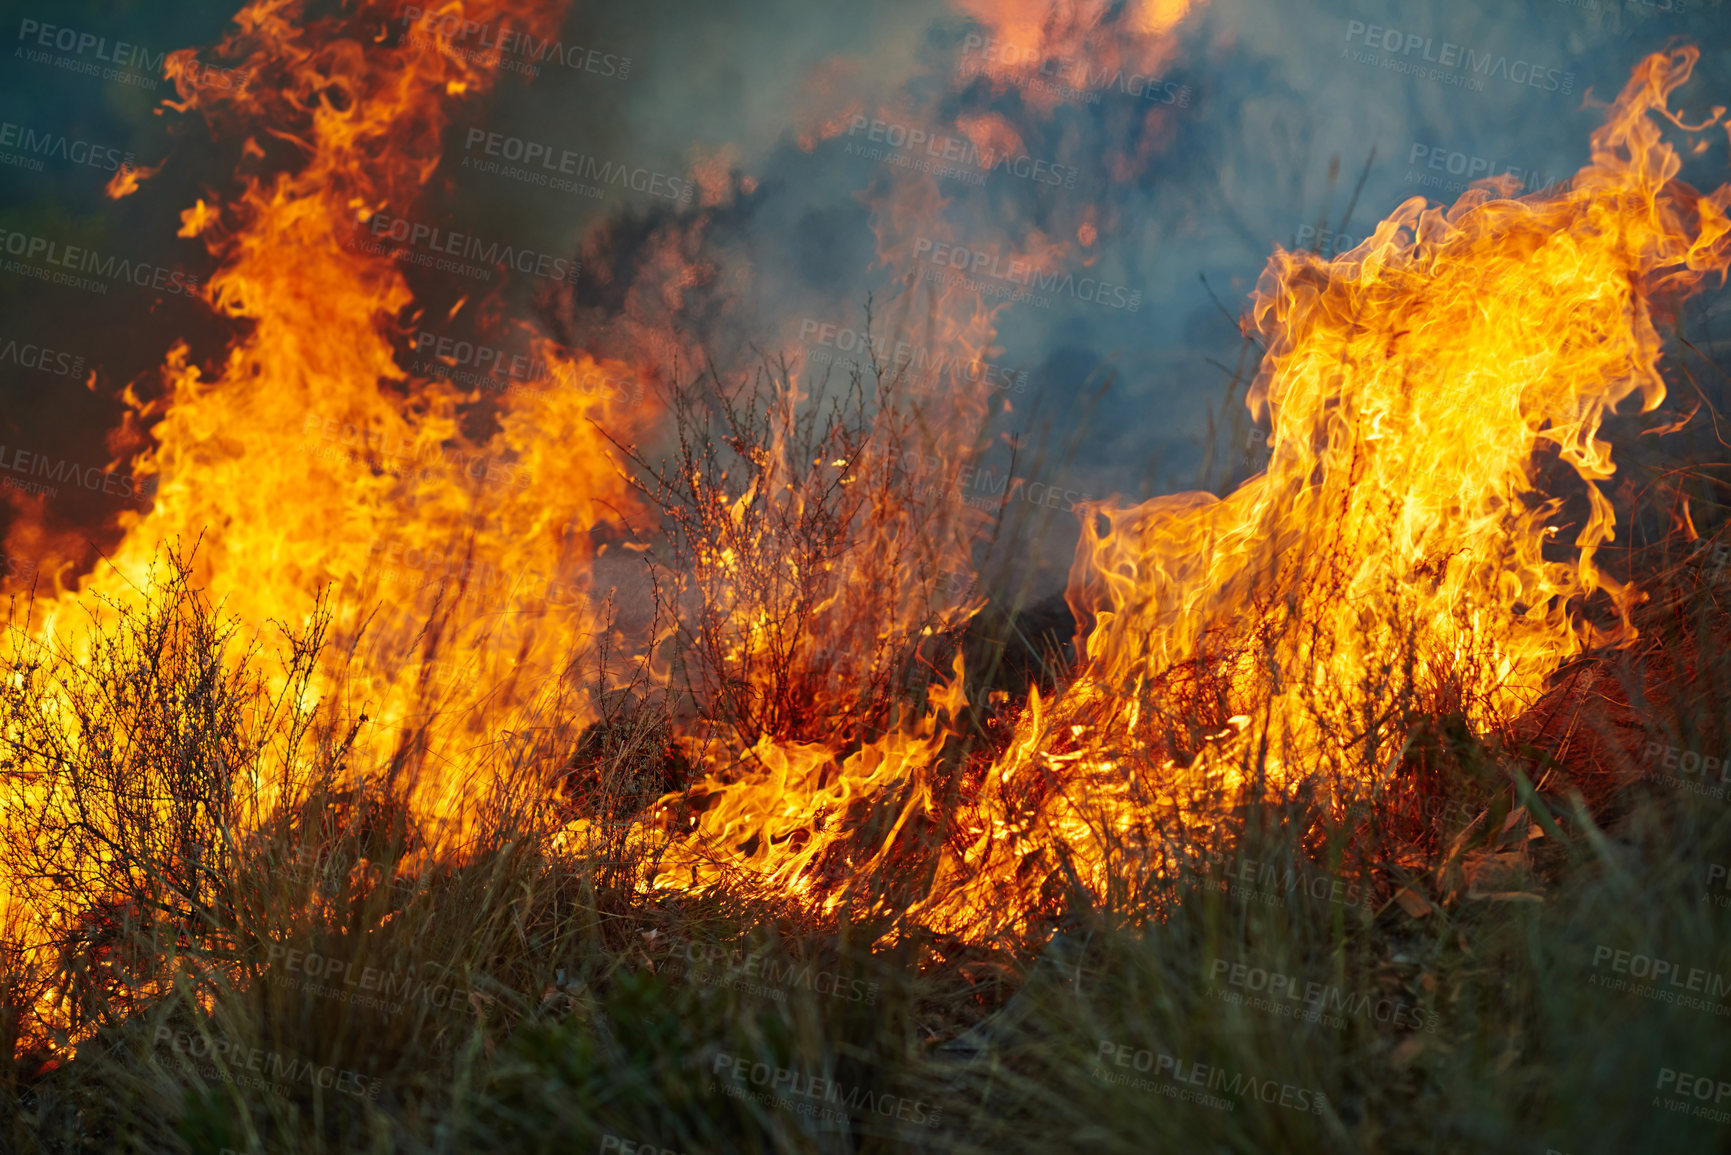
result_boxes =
[3,342,1731,1153]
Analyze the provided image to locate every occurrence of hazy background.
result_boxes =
[2,0,1728,595]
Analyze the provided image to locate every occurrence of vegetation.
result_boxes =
[3,348,1731,1155]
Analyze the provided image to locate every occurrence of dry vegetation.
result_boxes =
[3,340,1731,1155]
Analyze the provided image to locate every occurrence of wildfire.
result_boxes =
[1,0,1727,1061]
[661,48,1731,942]
[0,0,657,1005]
[20,0,662,771]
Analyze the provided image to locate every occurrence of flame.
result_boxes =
[658,48,1731,942]
[950,0,1204,116]
[88,0,651,786]
[3,0,1728,1059]
[0,0,670,1008]
[952,0,1202,75]
[653,657,971,902]
[910,46,1731,938]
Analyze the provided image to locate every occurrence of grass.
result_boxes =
[4,350,1731,1155]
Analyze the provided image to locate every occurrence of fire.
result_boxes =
[659,48,1731,942]
[0,0,1019,1047]
[950,0,1203,83]
[1,0,1727,1060]
[910,47,1731,938]
[0,0,657,1007]
[108,0,654,803]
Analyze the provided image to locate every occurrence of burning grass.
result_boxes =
[2,0,1731,1147]
[3,313,1731,1149]
[5,515,1731,1152]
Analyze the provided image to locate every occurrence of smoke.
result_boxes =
[2,0,1728,594]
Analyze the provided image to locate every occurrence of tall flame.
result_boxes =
[661,48,1731,943]
[0,0,669,960]
[913,47,1730,938]
[3,0,1727,1028]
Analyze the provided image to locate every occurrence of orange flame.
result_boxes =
[5,0,1728,1025]
[1,0,667,959]
[661,48,1731,942]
